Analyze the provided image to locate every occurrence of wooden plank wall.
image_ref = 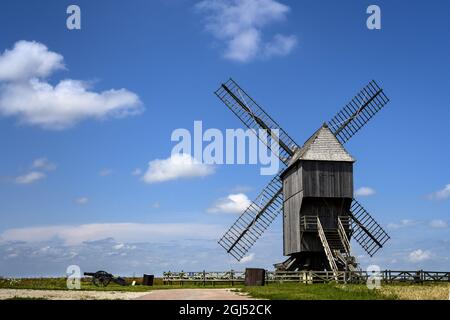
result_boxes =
[282,160,353,256]
[302,161,353,198]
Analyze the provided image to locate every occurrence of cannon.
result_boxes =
[84,271,127,287]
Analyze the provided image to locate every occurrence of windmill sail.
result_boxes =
[328,80,390,144]
[215,78,300,165]
[349,199,390,257]
[218,174,283,261]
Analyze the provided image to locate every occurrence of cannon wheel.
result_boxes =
[92,271,112,287]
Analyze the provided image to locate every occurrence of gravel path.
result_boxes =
[0,288,254,300]
[136,288,255,300]
[0,289,149,300]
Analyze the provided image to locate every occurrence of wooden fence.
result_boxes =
[162,270,450,285]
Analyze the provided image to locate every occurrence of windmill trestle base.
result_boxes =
[275,253,331,271]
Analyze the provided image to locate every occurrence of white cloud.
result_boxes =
[196,0,297,62]
[75,197,89,205]
[99,168,113,177]
[239,253,255,263]
[0,40,64,81]
[151,202,161,209]
[354,186,376,197]
[408,249,431,262]
[142,153,214,183]
[0,223,223,246]
[263,34,297,58]
[131,168,142,176]
[429,219,448,229]
[14,171,46,185]
[13,158,57,185]
[32,157,56,171]
[387,219,417,230]
[427,184,450,200]
[230,185,253,193]
[0,232,282,277]
[208,193,251,214]
[0,41,142,129]
[112,243,125,250]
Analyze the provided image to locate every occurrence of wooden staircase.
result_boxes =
[317,217,359,278]
[317,218,339,279]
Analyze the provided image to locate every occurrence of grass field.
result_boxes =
[239,283,449,300]
[239,283,395,300]
[1,278,448,300]
[0,277,241,292]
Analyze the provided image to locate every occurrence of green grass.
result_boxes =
[239,283,398,300]
[0,278,149,292]
[2,278,445,300]
[0,277,242,292]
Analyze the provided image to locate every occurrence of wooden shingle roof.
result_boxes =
[289,124,355,164]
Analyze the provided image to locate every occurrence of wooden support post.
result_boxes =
[203,270,206,286]
[231,269,234,286]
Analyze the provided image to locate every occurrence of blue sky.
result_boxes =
[0,0,449,277]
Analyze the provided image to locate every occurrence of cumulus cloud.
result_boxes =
[32,157,56,171]
[196,0,297,62]
[387,219,418,230]
[408,249,432,262]
[239,253,255,263]
[14,171,46,185]
[427,184,450,200]
[131,168,142,176]
[429,219,448,229]
[12,157,57,185]
[75,197,89,205]
[263,34,297,58]
[354,186,376,197]
[99,168,113,177]
[142,153,214,183]
[0,40,64,81]
[151,202,161,209]
[0,232,283,277]
[208,193,251,214]
[1,222,223,246]
[230,185,253,193]
[0,41,142,129]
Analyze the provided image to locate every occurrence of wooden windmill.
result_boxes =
[214,79,391,272]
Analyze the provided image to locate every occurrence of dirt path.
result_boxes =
[0,288,255,300]
[136,288,255,300]
[0,289,149,300]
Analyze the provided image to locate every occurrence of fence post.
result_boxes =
[203,270,206,287]
[231,269,234,287]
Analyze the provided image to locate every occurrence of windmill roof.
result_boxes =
[288,124,355,164]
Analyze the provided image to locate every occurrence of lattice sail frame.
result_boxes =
[215,79,300,165]
[328,80,390,144]
[218,173,283,260]
[349,199,390,257]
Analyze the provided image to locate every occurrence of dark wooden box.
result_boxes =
[142,274,154,286]
[245,268,265,286]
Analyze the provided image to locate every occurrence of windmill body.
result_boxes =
[214,79,391,273]
[279,125,355,270]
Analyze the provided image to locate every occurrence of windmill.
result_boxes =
[214,78,391,273]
